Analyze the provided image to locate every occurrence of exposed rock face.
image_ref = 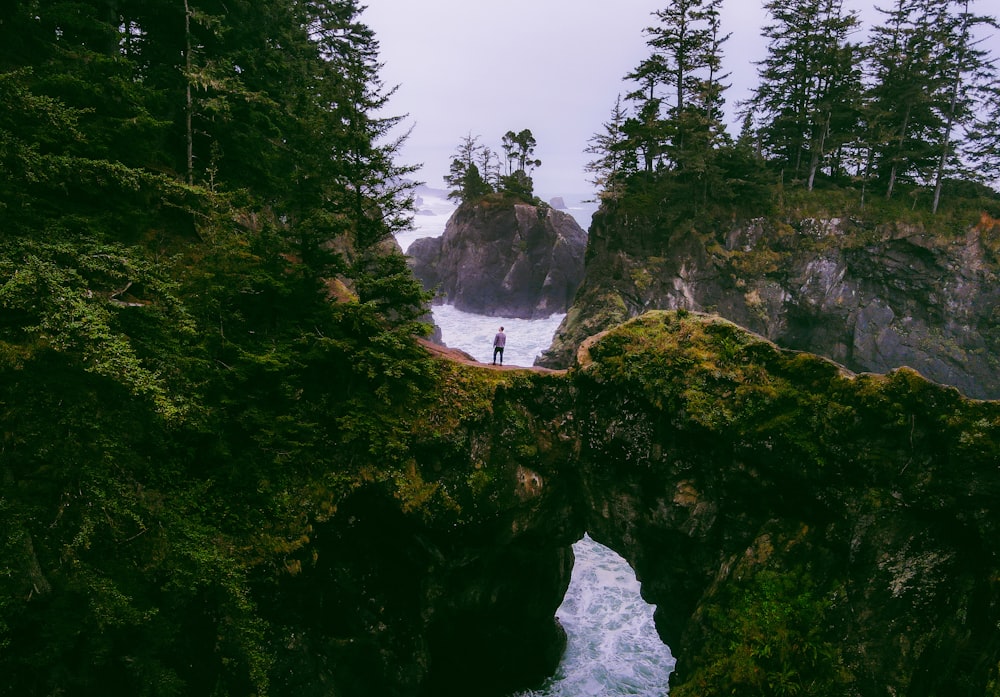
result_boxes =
[537,209,1000,399]
[407,197,587,319]
[284,313,1000,696]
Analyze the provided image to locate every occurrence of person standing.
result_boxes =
[492,326,506,365]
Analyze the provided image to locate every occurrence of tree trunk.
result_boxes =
[807,111,831,191]
[184,0,194,185]
[886,105,912,200]
[932,2,968,215]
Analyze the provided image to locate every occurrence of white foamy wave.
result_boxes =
[515,535,675,697]
[431,304,563,367]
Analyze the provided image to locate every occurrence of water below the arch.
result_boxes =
[513,535,676,697]
[431,305,676,695]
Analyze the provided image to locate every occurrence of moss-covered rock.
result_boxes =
[571,311,1000,697]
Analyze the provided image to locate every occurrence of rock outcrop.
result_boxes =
[537,208,1000,400]
[407,196,587,319]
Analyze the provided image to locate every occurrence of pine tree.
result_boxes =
[864,0,998,209]
[746,0,863,188]
[624,0,730,177]
[444,133,494,202]
[669,0,732,197]
[585,95,636,201]
[1,2,431,692]
[306,0,418,248]
[499,129,541,199]
[964,78,1000,186]
[864,0,950,199]
[928,0,999,212]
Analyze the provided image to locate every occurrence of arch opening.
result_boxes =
[512,534,675,696]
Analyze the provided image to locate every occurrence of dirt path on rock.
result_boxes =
[418,338,566,375]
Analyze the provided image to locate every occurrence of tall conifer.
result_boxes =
[746,0,862,188]
[624,0,730,182]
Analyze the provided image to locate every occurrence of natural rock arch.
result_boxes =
[291,312,1000,697]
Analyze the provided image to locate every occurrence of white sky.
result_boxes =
[362,1,998,198]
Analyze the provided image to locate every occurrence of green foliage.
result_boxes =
[0,238,196,418]
[674,567,849,697]
[603,0,999,214]
[444,129,542,204]
[0,0,440,694]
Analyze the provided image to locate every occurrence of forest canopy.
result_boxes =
[444,129,543,203]
[0,1,437,694]
[585,0,1000,215]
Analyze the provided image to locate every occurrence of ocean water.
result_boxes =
[400,195,675,696]
[431,304,565,366]
[514,536,675,697]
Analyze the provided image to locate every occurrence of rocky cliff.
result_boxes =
[268,312,999,697]
[407,196,587,319]
[537,206,1000,400]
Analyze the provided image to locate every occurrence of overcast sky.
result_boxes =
[361,1,997,198]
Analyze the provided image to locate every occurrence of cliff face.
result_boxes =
[269,313,1000,697]
[407,197,587,319]
[538,209,1000,400]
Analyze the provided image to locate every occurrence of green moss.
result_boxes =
[674,565,850,697]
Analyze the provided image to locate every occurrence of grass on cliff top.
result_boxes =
[579,309,829,409]
[773,179,1000,238]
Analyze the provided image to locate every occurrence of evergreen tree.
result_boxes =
[864,0,950,199]
[306,0,418,248]
[476,144,503,190]
[1,0,432,691]
[444,133,494,202]
[624,0,730,177]
[928,0,999,212]
[445,129,542,202]
[864,0,998,210]
[624,50,668,172]
[669,0,732,197]
[964,76,1000,186]
[746,0,863,188]
[500,128,541,178]
[585,95,636,201]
